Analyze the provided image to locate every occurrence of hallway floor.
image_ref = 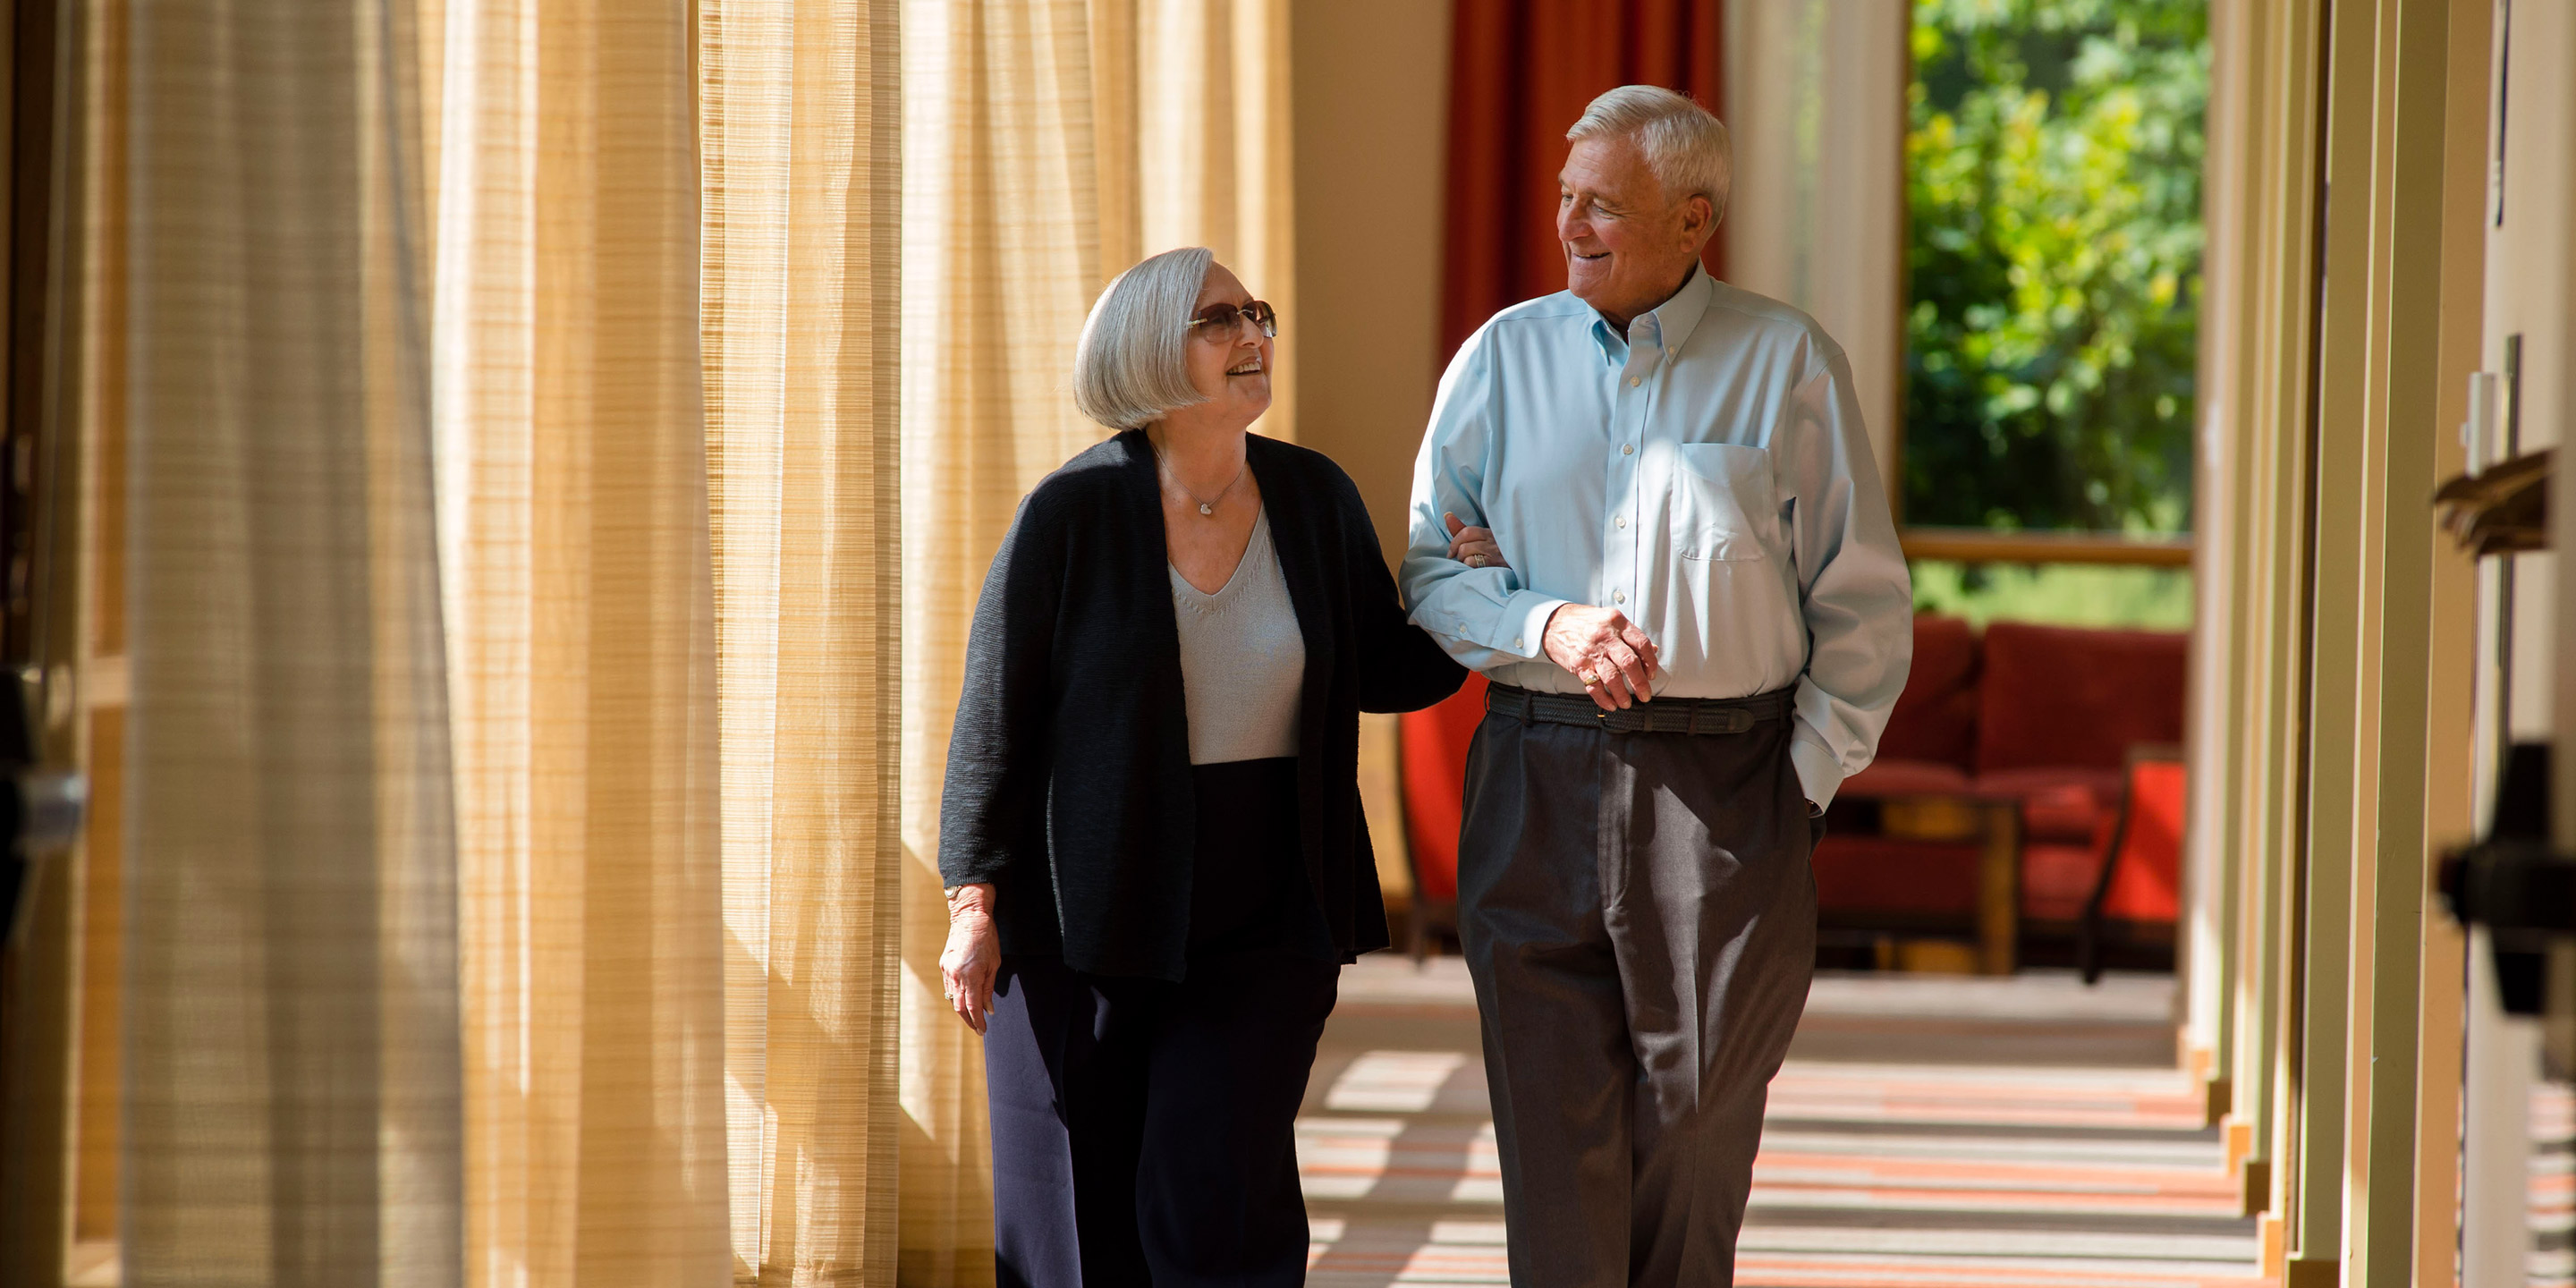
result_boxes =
[1301,957,2263,1287]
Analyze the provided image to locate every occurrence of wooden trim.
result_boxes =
[1899,527,2195,568]
[2283,1255,2339,1288]
[1868,792,2023,974]
[1975,801,2021,975]
[2415,5,2496,1284]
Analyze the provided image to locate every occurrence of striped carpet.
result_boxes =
[1301,958,2263,1287]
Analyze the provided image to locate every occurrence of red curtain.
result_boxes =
[1440,0,1725,360]
[1397,2,1724,915]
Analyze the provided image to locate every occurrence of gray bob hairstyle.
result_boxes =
[1073,246,1216,430]
[1567,85,1733,225]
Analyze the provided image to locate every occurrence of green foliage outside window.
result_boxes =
[1910,560,2194,629]
[1903,0,2208,536]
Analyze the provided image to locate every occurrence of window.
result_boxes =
[1901,0,2208,627]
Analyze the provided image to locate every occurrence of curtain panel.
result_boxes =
[1441,0,1724,360]
[1095,0,1300,442]
[894,1,1296,1280]
[425,3,733,1284]
[90,0,906,1283]
[894,6,1100,1273]
[1718,0,1903,502]
[700,0,907,1282]
[119,3,463,1284]
[51,0,1267,1281]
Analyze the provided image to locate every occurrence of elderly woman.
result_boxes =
[936,246,1468,1285]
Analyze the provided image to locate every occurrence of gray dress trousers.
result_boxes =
[1457,683,1818,1286]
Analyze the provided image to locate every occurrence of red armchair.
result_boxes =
[1814,616,2188,968]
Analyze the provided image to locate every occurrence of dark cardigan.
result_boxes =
[938,429,1466,981]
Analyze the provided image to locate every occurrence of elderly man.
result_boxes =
[1401,86,1911,1284]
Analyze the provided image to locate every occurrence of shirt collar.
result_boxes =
[1588,262,1714,369]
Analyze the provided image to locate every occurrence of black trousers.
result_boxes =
[985,758,1339,1287]
[1459,686,1817,1287]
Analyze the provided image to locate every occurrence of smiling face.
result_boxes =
[1557,133,1716,332]
[1175,263,1274,428]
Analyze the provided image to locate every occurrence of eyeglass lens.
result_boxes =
[1191,301,1276,338]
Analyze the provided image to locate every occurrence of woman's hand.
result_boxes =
[1444,512,1507,570]
[939,883,1001,1034]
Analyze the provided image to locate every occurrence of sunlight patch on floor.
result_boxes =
[1301,960,2266,1288]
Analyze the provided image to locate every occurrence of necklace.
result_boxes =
[1153,443,1246,516]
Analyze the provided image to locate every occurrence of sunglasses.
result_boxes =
[1185,300,1278,339]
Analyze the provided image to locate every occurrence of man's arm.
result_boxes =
[1397,329,1567,674]
[1779,351,1914,811]
[1398,327,1660,708]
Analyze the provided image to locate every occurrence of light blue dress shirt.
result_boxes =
[1400,266,1913,809]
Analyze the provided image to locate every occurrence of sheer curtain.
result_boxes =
[894,8,1097,1273]
[94,0,914,1279]
[118,3,463,1286]
[1097,0,1300,439]
[1721,0,1904,497]
[700,0,906,1282]
[425,0,733,1283]
[894,0,1296,1278]
[108,0,919,1278]
[86,0,1259,1279]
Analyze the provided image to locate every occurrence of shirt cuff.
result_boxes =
[1788,733,1845,814]
[1496,591,1567,660]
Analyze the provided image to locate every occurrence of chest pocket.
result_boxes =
[1672,443,1778,563]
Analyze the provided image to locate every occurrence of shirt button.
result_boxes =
[1513,637,1524,649]
[1628,376,1641,387]
[1614,590,1627,605]
[1614,515,1627,529]
[1622,444,1634,454]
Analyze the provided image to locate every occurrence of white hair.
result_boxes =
[1566,85,1733,225]
[1073,246,1213,430]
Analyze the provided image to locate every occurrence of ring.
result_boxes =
[943,989,954,1000]
[1467,553,1487,568]
[1578,670,1597,685]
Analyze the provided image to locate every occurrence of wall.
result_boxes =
[1290,0,1453,909]
[1288,0,1453,564]
[2464,1,2576,1282]
[2488,0,2570,748]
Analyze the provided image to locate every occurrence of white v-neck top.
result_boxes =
[1170,508,1305,765]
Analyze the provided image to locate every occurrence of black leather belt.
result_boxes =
[1485,682,1792,735]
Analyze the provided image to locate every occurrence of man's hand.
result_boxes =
[1542,603,1658,710]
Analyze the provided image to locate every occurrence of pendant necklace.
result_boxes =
[1155,443,1246,516]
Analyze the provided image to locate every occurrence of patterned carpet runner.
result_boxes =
[1301,959,2263,1287]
